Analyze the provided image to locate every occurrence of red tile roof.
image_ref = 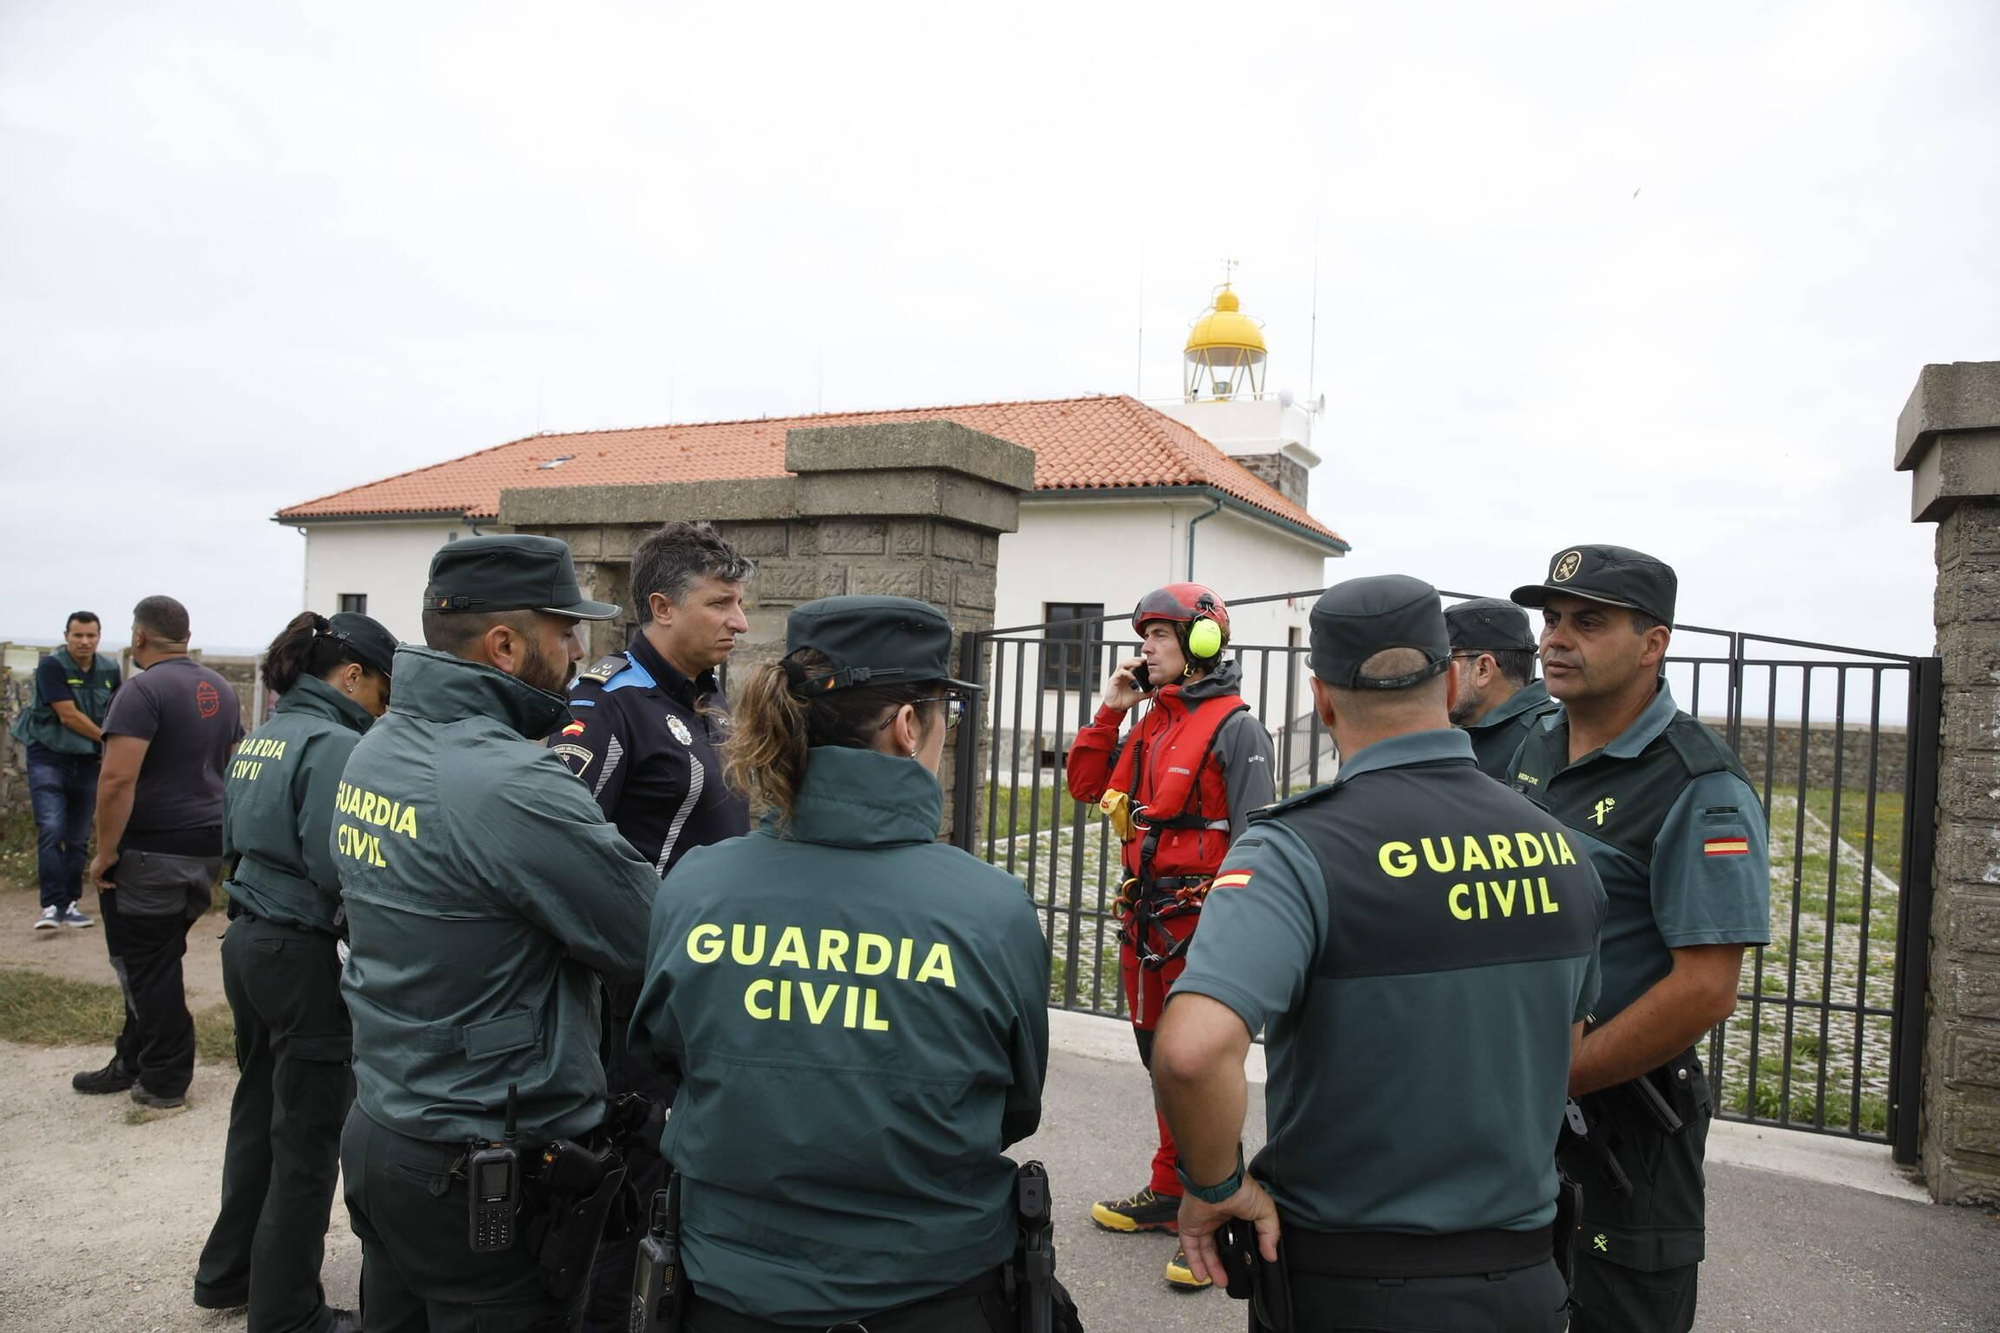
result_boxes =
[276,395,1345,547]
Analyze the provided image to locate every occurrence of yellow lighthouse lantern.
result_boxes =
[1183,285,1267,403]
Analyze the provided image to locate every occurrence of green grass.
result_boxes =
[0,803,35,894]
[0,965,236,1064]
[985,783,1091,843]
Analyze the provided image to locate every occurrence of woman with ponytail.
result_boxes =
[628,596,1067,1332]
[194,610,396,1332]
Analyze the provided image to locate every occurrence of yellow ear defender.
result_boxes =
[1187,616,1224,659]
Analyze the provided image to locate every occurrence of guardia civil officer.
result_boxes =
[335,535,660,1332]
[1154,575,1605,1332]
[1509,546,1771,1333]
[627,596,1057,1332]
[557,523,754,1333]
[1446,597,1561,780]
[1064,582,1273,1291]
[194,610,396,1332]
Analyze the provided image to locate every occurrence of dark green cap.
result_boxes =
[784,596,980,694]
[1511,544,1676,625]
[325,612,398,678]
[424,534,620,621]
[1444,597,1536,653]
[1309,575,1451,689]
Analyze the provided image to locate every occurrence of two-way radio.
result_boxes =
[468,1083,522,1253]
[630,1174,685,1332]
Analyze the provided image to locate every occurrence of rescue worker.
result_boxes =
[194,610,396,1332]
[627,595,1056,1332]
[557,522,754,1333]
[1510,545,1771,1333]
[1445,596,1561,779]
[334,535,660,1332]
[1154,574,1605,1333]
[1065,582,1273,1289]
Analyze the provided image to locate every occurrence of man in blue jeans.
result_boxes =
[9,612,121,930]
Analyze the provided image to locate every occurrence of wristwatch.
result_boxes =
[1175,1145,1245,1204]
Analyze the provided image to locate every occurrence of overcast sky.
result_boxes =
[3,0,1995,659]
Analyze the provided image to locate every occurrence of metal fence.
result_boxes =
[949,590,1941,1158]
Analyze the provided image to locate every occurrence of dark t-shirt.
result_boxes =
[101,656,243,852]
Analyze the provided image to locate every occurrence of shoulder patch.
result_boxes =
[1662,714,1738,780]
[574,652,629,688]
[1248,782,1340,825]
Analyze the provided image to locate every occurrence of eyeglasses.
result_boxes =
[875,695,967,733]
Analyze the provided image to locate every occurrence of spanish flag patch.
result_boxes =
[1704,836,1750,857]
[561,720,587,737]
[1211,869,1255,891]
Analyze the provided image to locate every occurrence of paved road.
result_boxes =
[1026,1048,2000,1332]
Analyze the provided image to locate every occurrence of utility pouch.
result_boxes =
[1552,1166,1583,1293]
[1216,1220,1290,1332]
[1099,790,1135,841]
[529,1140,628,1301]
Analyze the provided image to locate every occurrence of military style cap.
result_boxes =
[1309,575,1451,689]
[325,612,398,678]
[1444,597,1536,654]
[424,534,620,621]
[1511,544,1677,626]
[784,595,980,694]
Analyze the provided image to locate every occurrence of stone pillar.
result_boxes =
[499,420,1036,843]
[1894,360,2000,1205]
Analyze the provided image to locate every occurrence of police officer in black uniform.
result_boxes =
[554,522,755,1333]
[1445,597,1561,780]
[1509,545,1771,1333]
[1152,575,1605,1333]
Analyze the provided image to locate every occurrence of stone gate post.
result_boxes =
[1894,360,2000,1205]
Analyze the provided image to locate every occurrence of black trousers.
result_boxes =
[341,1106,589,1333]
[1558,1052,1712,1333]
[101,873,208,1098]
[195,916,354,1330]
[684,1271,1013,1333]
[1276,1258,1569,1333]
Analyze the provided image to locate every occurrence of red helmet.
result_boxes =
[1133,583,1230,659]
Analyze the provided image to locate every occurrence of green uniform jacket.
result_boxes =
[1463,678,1560,781]
[334,646,658,1143]
[9,647,120,756]
[221,674,373,935]
[628,746,1049,1325]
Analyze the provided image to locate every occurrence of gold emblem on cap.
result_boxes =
[1552,550,1583,583]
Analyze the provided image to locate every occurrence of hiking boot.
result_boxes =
[1165,1244,1213,1291]
[1089,1186,1182,1233]
[34,906,59,930]
[59,905,94,928]
[72,1058,136,1095]
[131,1085,186,1111]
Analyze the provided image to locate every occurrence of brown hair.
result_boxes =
[723,648,935,827]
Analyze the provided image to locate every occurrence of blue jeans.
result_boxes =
[26,749,98,911]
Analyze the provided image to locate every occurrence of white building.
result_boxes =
[276,285,1346,732]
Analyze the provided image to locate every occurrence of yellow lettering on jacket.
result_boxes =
[686,924,960,1034]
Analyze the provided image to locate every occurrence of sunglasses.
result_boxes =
[875,695,968,732]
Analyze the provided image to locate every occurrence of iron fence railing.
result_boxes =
[950,591,1940,1156]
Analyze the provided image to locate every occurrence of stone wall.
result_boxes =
[1896,360,2000,1205]
[1235,452,1309,509]
[501,419,1036,845]
[1718,719,1910,796]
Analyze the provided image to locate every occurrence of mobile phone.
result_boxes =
[1131,663,1154,693]
[467,1144,519,1252]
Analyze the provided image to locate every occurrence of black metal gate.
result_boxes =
[949,590,1941,1158]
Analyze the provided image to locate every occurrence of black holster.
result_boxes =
[1010,1161,1083,1333]
[525,1138,628,1301]
[1552,1166,1583,1293]
[1215,1219,1291,1332]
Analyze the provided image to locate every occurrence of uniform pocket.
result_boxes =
[278,1033,355,1130]
[463,1010,539,1061]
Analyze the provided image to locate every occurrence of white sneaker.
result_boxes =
[33,906,60,930]
[59,906,94,928]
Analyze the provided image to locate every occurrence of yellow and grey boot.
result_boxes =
[1164,1244,1213,1291]
[1089,1186,1181,1233]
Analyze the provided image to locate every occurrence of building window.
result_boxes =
[338,593,368,615]
[1042,602,1104,691]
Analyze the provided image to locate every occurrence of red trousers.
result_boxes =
[1121,907,1200,1196]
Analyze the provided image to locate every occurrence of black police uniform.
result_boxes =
[195,614,397,1329]
[1171,577,1605,1333]
[1510,546,1771,1333]
[1446,597,1561,780]
[556,631,750,1333]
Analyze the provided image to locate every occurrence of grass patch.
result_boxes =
[0,803,36,895]
[0,965,236,1064]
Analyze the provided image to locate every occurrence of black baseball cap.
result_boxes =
[1444,597,1537,654]
[1309,575,1451,690]
[784,595,980,694]
[325,612,398,678]
[1511,545,1677,625]
[424,534,620,621]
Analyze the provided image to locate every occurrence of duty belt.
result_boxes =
[1282,1223,1552,1279]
